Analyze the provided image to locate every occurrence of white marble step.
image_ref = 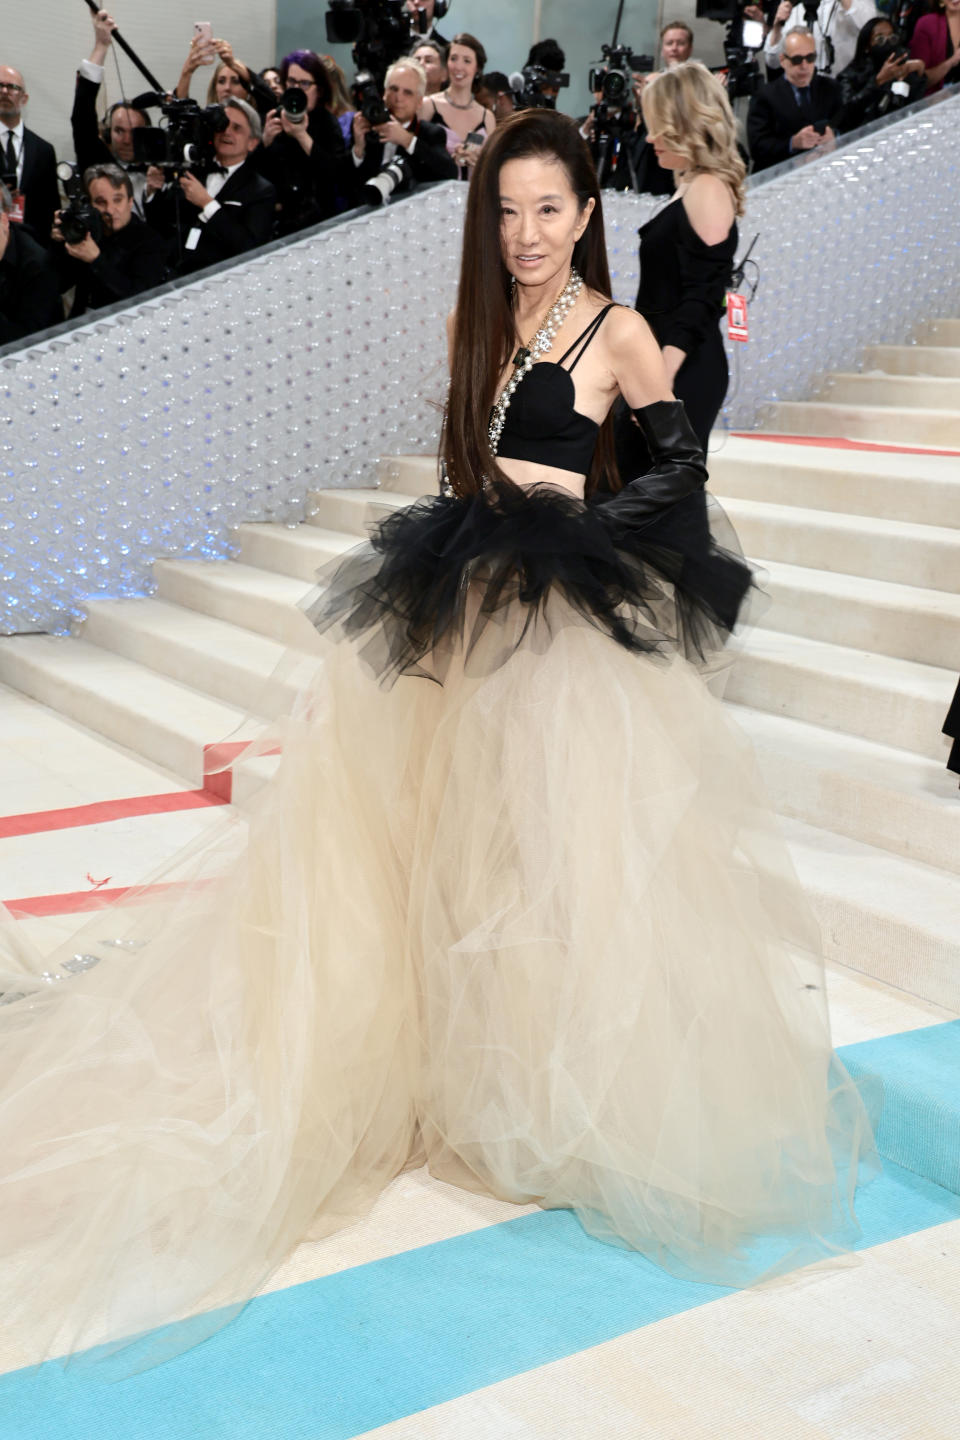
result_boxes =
[235,523,356,583]
[727,627,954,762]
[723,498,960,592]
[0,636,250,786]
[153,559,316,648]
[763,399,960,448]
[757,560,960,670]
[732,705,960,877]
[820,371,960,412]
[781,816,960,1013]
[914,318,960,346]
[305,488,413,538]
[863,344,960,378]
[707,438,960,527]
[81,597,300,716]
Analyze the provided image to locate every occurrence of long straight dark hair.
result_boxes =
[442,109,619,499]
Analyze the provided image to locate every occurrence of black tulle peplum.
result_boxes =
[303,479,755,685]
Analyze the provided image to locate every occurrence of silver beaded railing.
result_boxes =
[2,90,960,635]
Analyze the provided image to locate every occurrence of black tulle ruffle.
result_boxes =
[303,480,754,685]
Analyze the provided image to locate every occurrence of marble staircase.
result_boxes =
[1,333,958,1013]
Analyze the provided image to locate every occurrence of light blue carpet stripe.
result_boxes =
[1,1024,958,1439]
[841,1019,960,1193]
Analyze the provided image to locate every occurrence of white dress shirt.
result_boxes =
[0,119,24,189]
[764,0,878,77]
[200,160,245,220]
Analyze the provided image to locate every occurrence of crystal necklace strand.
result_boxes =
[488,268,583,455]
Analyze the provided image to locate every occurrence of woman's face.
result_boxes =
[262,68,284,99]
[869,21,895,45]
[216,65,247,101]
[414,45,447,91]
[286,62,320,112]
[447,44,479,90]
[498,155,594,292]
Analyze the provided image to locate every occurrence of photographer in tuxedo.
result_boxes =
[147,98,276,275]
[747,28,842,170]
[346,59,457,206]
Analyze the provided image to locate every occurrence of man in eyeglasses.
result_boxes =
[0,66,59,248]
[764,0,877,78]
[747,28,842,171]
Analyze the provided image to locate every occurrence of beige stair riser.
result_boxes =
[236,524,355,583]
[708,456,960,528]
[863,344,960,378]
[804,891,960,1013]
[820,373,960,411]
[304,490,408,537]
[727,655,949,762]
[377,455,437,495]
[914,319,960,347]
[739,728,960,876]
[81,603,299,717]
[0,642,236,786]
[758,578,960,670]
[727,505,960,593]
[764,401,960,448]
[154,561,314,648]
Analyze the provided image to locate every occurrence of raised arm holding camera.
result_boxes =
[71,10,151,217]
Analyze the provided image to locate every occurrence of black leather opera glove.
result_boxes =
[620,399,707,517]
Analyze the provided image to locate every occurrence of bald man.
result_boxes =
[0,65,59,248]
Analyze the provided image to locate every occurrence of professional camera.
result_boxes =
[723,41,763,99]
[325,0,414,83]
[362,152,412,206]
[55,161,103,245]
[352,70,391,126]
[588,44,654,106]
[278,86,309,124]
[131,96,228,176]
[514,64,570,110]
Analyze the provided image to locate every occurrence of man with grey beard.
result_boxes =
[0,64,59,247]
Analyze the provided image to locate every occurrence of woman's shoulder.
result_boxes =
[596,302,657,354]
[680,175,736,247]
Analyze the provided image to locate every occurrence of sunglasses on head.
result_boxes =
[784,51,817,64]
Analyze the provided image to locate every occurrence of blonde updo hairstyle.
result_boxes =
[641,60,746,218]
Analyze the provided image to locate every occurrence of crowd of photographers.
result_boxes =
[1,0,953,345]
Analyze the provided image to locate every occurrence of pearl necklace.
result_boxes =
[489,269,583,455]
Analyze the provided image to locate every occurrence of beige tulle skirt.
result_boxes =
[0,569,876,1370]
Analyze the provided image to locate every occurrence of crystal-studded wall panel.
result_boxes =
[2,93,959,635]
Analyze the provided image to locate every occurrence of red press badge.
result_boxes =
[727,291,748,342]
[8,190,24,224]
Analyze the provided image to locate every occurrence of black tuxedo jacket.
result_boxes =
[61,215,171,315]
[147,159,277,275]
[11,127,60,248]
[345,118,457,204]
[747,73,842,172]
[0,222,63,344]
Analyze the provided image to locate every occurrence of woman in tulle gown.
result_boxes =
[0,108,876,1372]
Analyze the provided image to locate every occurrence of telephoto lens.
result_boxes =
[279,87,309,124]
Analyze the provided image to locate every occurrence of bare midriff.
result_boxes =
[496,457,586,499]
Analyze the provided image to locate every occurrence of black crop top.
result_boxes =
[497,304,617,477]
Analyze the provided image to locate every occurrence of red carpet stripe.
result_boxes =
[4,880,194,918]
[0,789,227,840]
[729,432,960,457]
